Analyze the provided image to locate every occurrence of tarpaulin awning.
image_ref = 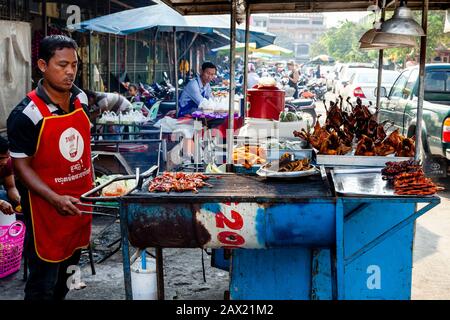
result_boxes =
[69,3,276,48]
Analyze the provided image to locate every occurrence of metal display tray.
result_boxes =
[330,168,432,197]
[316,155,412,167]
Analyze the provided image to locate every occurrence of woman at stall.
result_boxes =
[287,60,299,99]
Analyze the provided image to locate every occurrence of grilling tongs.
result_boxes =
[78,165,158,216]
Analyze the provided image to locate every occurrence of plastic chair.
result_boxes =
[148,100,161,122]
[131,101,144,111]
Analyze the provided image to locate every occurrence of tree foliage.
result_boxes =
[311,11,449,66]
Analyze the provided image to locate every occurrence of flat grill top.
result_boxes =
[123,173,334,203]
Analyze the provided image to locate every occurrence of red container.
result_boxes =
[247,86,285,120]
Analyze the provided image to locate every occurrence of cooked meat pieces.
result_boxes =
[149,172,211,193]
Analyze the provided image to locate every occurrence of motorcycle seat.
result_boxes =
[159,101,177,113]
[290,98,315,108]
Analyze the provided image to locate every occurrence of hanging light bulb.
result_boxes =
[380,0,425,36]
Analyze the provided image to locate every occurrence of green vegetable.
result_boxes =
[279,111,302,122]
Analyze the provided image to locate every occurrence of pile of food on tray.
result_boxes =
[265,152,313,173]
[232,145,266,169]
[148,172,212,193]
[381,160,442,195]
[293,97,415,157]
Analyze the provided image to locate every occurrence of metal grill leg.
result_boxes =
[155,248,165,300]
[88,243,96,275]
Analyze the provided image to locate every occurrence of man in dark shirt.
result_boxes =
[7,35,92,300]
[0,136,20,215]
[7,74,89,159]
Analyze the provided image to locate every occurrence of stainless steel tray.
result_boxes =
[317,155,412,167]
[331,168,397,197]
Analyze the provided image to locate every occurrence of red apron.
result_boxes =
[27,90,92,263]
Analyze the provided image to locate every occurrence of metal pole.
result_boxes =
[375,5,386,113]
[243,4,251,120]
[89,32,92,91]
[134,34,137,83]
[119,202,132,300]
[415,0,428,161]
[227,0,237,166]
[155,248,165,300]
[116,37,119,93]
[42,0,47,36]
[108,0,111,91]
[153,28,158,83]
[174,27,179,117]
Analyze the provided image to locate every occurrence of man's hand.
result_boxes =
[50,195,82,216]
[0,200,14,215]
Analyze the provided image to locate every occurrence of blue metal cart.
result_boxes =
[114,172,440,300]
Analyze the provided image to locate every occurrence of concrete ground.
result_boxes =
[1,95,449,300]
[412,182,450,300]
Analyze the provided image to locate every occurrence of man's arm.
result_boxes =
[3,175,20,205]
[204,84,213,100]
[13,157,81,216]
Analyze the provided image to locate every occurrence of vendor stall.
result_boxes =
[79,0,448,301]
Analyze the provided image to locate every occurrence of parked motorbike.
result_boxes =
[307,79,327,101]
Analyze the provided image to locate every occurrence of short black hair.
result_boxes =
[0,136,9,154]
[128,84,138,91]
[38,35,78,63]
[202,62,217,71]
[84,89,97,101]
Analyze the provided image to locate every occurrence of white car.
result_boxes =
[333,63,376,96]
[340,68,400,107]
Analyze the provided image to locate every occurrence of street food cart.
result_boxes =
[82,166,439,299]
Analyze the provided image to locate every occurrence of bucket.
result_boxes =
[131,256,157,300]
[0,211,16,227]
[247,87,285,120]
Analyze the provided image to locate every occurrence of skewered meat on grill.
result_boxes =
[393,170,437,195]
[149,172,211,193]
[381,160,421,181]
[381,160,439,195]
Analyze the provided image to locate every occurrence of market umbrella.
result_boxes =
[248,52,273,60]
[310,54,335,64]
[254,44,294,57]
[211,42,257,55]
[211,43,293,57]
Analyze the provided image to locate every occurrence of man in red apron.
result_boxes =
[7,35,92,300]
